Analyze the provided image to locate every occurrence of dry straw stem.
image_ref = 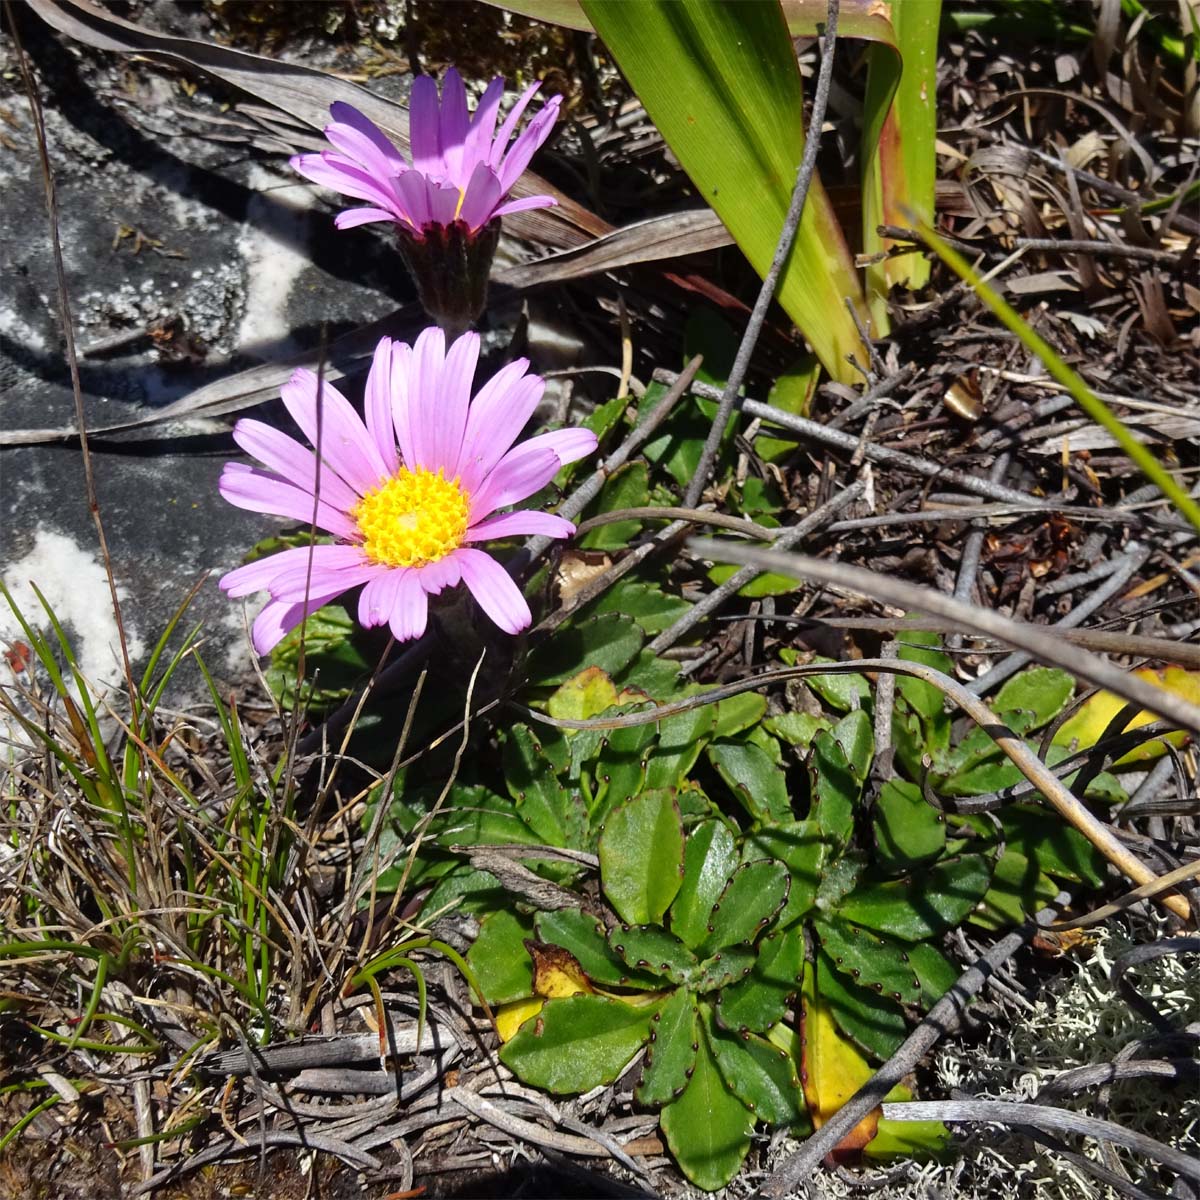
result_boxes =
[880,1100,1200,1184]
[10,6,138,706]
[689,539,1200,735]
[697,539,1200,915]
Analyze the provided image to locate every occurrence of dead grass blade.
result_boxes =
[689,538,1200,735]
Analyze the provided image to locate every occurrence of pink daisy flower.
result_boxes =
[290,68,562,237]
[219,329,596,655]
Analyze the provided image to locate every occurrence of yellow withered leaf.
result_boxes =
[496,941,600,1043]
[1052,665,1198,764]
[798,958,880,1158]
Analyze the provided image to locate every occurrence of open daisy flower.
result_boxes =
[219,329,596,655]
[291,70,562,328]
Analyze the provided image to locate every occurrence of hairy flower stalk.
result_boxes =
[292,69,561,332]
[219,329,595,653]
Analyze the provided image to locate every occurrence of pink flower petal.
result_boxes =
[428,179,462,226]
[457,161,503,232]
[334,207,400,230]
[322,122,403,187]
[292,152,402,212]
[358,569,400,629]
[266,547,380,602]
[363,338,400,474]
[467,444,561,523]
[220,544,346,599]
[497,97,562,193]
[455,364,541,491]
[394,170,433,229]
[219,463,359,539]
[464,78,505,172]
[266,565,379,604]
[455,548,531,634]
[406,326,446,471]
[389,569,429,641]
[521,426,599,467]
[439,67,471,182]
[490,82,541,168]
[232,419,361,511]
[434,330,479,473]
[389,339,417,469]
[493,195,559,219]
[327,103,408,172]
[409,75,441,174]
[250,587,347,656]
[414,555,463,595]
[281,369,391,495]
[466,510,575,542]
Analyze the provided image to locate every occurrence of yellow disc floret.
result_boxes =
[352,467,470,568]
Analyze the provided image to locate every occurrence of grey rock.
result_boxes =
[0,8,413,700]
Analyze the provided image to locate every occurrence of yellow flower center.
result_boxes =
[352,467,470,568]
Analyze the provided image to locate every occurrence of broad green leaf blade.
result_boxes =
[838,854,995,941]
[994,667,1075,734]
[709,1021,805,1126]
[589,579,693,636]
[500,994,658,1093]
[581,0,869,383]
[660,1012,755,1190]
[526,613,644,686]
[536,908,662,990]
[468,910,534,1005]
[502,725,586,847]
[579,461,650,550]
[742,821,827,927]
[907,941,960,1010]
[815,945,907,1060]
[812,917,922,1007]
[872,779,946,872]
[715,924,806,1034]
[699,860,790,956]
[670,820,740,950]
[636,987,699,1107]
[691,945,757,993]
[999,804,1107,888]
[599,791,685,925]
[646,703,716,789]
[809,714,872,849]
[707,740,792,824]
[491,0,903,45]
[971,849,1058,931]
[610,924,698,986]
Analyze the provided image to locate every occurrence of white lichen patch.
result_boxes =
[1,529,145,737]
[800,918,1197,1200]
[236,164,317,355]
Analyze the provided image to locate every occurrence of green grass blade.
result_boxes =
[582,0,869,383]
[920,220,1200,533]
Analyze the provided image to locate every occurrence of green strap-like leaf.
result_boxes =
[581,0,869,383]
